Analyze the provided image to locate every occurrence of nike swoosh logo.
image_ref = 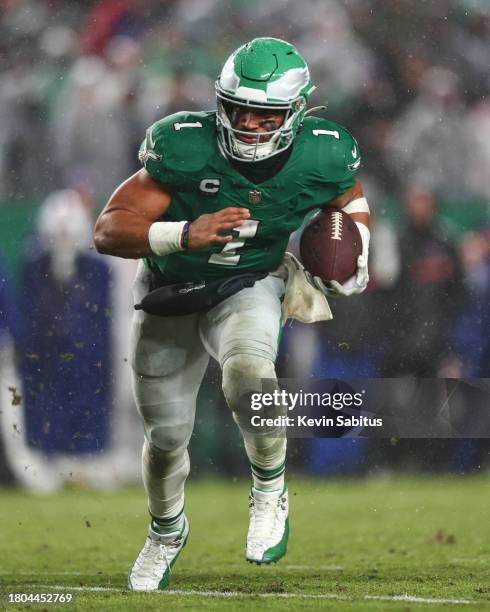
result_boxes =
[348,158,361,171]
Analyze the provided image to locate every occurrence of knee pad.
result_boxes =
[222,354,277,412]
[222,354,284,434]
[222,355,287,469]
[147,420,194,453]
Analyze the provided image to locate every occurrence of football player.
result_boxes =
[94,37,370,591]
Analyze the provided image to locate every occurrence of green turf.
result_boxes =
[0,476,489,610]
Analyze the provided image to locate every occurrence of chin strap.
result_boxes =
[304,105,327,117]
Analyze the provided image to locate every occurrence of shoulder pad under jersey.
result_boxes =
[139,111,217,186]
[300,116,361,188]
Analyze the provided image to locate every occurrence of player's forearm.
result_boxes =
[94,209,153,258]
[347,211,369,229]
[342,198,370,262]
[95,205,251,259]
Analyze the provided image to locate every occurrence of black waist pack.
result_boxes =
[135,271,268,317]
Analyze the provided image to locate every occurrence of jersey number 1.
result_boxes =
[312,129,339,139]
[208,220,259,266]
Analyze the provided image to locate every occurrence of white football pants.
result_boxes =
[130,262,286,520]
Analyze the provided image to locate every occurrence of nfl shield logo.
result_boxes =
[248,189,262,204]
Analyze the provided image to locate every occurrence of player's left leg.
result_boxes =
[199,274,289,564]
[222,353,289,564]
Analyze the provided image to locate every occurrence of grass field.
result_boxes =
[0,475,489,611]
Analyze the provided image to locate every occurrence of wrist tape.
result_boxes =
[342,197,370,215]
[148,221,188,256]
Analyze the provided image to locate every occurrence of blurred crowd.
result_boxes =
[0,0,489,487]
[1,0,489,202]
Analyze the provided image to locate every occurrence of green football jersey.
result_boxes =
[139,111,360,282]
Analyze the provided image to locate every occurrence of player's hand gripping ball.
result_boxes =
[300,209,363,296]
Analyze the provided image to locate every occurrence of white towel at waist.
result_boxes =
[271,252,333,326]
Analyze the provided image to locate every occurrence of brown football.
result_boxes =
[300,209,362,283]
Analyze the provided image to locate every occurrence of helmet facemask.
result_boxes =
[216,89,307,162]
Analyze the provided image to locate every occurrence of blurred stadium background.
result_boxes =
[0,0,489,493]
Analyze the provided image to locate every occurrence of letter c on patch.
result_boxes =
[200,178,220,194]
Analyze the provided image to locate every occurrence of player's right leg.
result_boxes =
[128,263,209,591]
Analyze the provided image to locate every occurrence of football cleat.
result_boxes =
[246,487,289,564]
[128,516,189,591]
